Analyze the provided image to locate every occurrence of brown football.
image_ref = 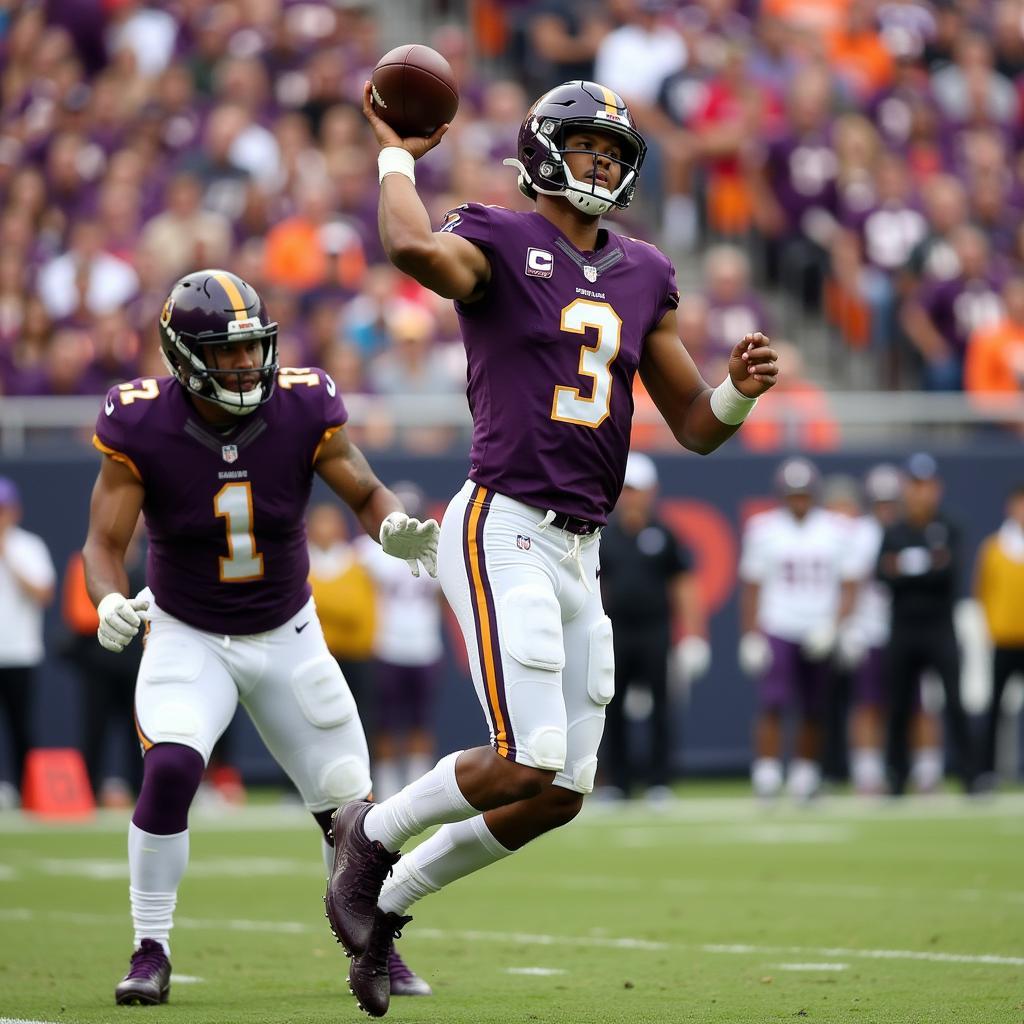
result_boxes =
[370,44,459,138]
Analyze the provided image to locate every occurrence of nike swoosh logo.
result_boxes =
[105,398,114,416]
[295,621,310,633]
[325,373,337,397]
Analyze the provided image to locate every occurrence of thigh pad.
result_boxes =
[499,584,565,672]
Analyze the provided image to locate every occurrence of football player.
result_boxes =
[324,81,779,1016]
[82,269,437,1006]
[738,458,860,801]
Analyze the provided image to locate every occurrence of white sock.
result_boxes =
[851,748,886,794]
[786,758,821,801]
[363,751,476,853]
[373,759,404,802]
[379,815,512,916]
[751,757,783,799]
[911,748,944,792]
[128,823,188,956]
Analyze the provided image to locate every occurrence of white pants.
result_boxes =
[437,481,614,794]
[134,591,371,811]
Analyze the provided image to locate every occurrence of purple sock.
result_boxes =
[132,743,205,835]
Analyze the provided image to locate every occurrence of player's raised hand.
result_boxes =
[379,510,440,578]
[729,332,779,398]
[362,82,448,161]
[96,592,150,653]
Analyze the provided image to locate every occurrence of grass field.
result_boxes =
[1,786,1022,1024]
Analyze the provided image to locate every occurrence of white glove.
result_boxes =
[801,621,837,661]
[673,636,711,682]
[738,631,772,676]
[96,592,150,653]
[379,510,439,578]
[836,621,867,669]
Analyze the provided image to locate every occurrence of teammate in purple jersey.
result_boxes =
[82,269,437,1007]
[324,81,780,1016]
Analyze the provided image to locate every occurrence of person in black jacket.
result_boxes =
[598,453,709,801]
[876,453,977,795]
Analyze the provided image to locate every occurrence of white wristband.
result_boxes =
[710,375,758,425]
[378,147,415,184]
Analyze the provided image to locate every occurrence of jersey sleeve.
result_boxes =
[308,367,348,462]
[439,202,495,253]
[665,529,693,576]
[656,253,680,324]
[92,381,153,480]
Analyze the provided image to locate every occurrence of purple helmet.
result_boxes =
[158,269,278,416]
[503,81,647,216]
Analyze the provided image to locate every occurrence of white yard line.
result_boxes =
[2,908,1020,968]
[773,963,850,971]
[504,967,567,976]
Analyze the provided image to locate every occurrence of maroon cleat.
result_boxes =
[114,939,171,1006]
[347,910,415,1017]
[324,801,400,957]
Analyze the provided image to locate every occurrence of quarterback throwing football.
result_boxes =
[325,80,780,1016]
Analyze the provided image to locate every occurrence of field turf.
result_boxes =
[1,786,1022,1024]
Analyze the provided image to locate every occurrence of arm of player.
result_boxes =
[362,82,491,303]
[314,425,439,577]
[82,456,149,651]
[639,311,779,455]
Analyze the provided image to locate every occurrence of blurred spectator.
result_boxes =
[594,0,696,248]
[368,302,461,452]
[930,33,1018,130]
[599,453,708,802]
[0,478,56,809]
[37,217,139,321]
[263,175,365,296]
[964,277,1024,404]
[704,245,774,368]
[828,0,895,102]
[750,64,839,310]
[307,502,376,716]
[974,483,1024,783]
[905,174,967,285]
[138,172,232,283]
[900,225,1005,390]
[876,453,977,795]
[61,525,146,806]
[518,0,610,94]
[355,482,444,801]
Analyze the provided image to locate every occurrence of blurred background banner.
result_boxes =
[0,442,1014,782]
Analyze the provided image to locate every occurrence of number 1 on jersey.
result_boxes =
[214,482,264,582]
[551,299,622,428]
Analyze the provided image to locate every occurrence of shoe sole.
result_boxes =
[115,987,169,1006]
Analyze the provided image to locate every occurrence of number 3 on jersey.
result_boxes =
[214,482,264,581]
[551,299,622,428]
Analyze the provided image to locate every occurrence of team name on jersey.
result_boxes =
[575,286,607,300]
[218,470,249,480]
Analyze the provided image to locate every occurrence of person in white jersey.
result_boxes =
[738,457,858,800]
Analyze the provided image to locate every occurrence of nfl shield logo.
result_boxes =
[583,265,598,283]
[516,534,532,551]
[221,444,238,464]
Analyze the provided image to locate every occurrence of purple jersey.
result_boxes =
[93,369,347,635]
[919,274,1006,356]
[444,203,678,523]
[763,131,839,236]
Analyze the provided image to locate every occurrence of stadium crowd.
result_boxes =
[1,0,1024,417]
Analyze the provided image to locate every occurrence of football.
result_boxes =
[370,44,459,138]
